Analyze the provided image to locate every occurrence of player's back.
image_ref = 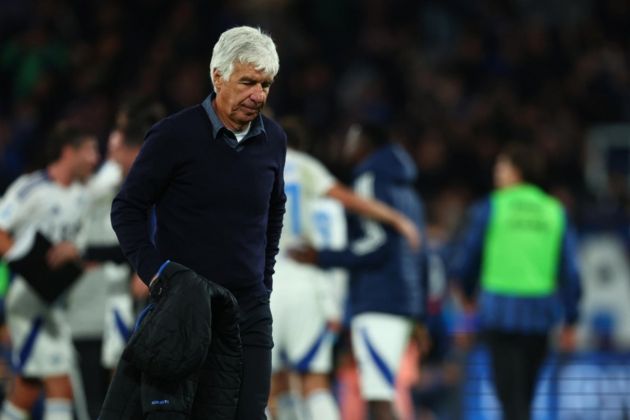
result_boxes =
[279,149,336,255]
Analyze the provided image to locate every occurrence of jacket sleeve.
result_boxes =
[110,119,177,285]
[263,133,287,291]
[448,199,491,299]
[558,213,582,325]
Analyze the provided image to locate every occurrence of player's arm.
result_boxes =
[557,213,582,352]
[447,199,491,309]
[46,242,81,269]
[0,178,28,258]
[293,175,393,270]
[0,229,13,257]
[325,183,420,250]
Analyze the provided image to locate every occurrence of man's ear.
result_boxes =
[212,69,223,92]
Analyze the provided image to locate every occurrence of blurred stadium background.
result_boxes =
[1,0,629,419]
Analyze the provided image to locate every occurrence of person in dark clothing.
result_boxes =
[449,142,582,420]
[292,122,425,420]
[109,26,285,419]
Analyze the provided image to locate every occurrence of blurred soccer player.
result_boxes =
[292,122,425,420]
[450,142,582,420]
[65,99,164,418]
[0,124,99,420]
[270,118,420,420]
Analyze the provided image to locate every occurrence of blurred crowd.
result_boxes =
[2,0,629,234]
[1,0,630,419]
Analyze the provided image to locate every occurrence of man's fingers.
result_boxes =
[400,219,421,251]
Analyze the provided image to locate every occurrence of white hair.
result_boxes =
[209,26,280,92]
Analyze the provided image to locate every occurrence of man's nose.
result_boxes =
[250,88,267,103]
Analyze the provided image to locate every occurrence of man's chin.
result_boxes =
[238,111,259,122]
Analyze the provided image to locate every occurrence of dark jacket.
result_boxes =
[99,262,243,419]
[318,144,425,318]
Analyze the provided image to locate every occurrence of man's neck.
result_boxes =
[47,163,73,187]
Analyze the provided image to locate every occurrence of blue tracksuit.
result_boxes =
[318,144,425,319]
[449,198,582,333]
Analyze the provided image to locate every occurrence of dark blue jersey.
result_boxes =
[318,144,425,318]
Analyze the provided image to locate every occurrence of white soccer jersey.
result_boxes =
[309,198,348,321]
[81,159,123,246]
[279,149,336,254]
[271,151,348,374]
[0,170,90,377]
[0,170,88,259]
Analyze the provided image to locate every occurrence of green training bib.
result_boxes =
[482,184,564,296]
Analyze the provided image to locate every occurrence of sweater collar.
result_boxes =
[201,94,266,142]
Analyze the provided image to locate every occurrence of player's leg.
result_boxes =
[269,260,308,420]
[0,376,42,420]
[270,370,302,420]
[101,288,134,372]
[521,333,548,420]
[39,307,76,420]
[296,325,339,420]
[43,375,73,420]
[301,373,339,420]
[282,264,340,420]
[486,330,530,420]
[1,280,40,419]
[350,312,413,420]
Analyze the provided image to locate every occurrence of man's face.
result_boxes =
[70,137,99,182]
[342,124,371,166]
[494,154,520,189]
[213,62,273,130]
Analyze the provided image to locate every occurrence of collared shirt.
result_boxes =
[202,94,266,150]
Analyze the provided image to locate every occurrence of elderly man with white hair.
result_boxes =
[108,26,286,419]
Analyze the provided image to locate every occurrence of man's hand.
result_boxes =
[46,241,80,269]
[131,273,150,300]
[392,214,421,251]
[288,245,318,265]
[0,230,14,257]
[558,325,577,353]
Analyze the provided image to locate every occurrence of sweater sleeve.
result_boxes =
[110,119,177,285]
[263,133,287,291]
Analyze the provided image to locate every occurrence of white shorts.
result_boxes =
[5,277,74,377]
[271,259,335,374]
[101,292,134,369]
[351,312,412,401]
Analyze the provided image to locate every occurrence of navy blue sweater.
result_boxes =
[111,100,286,304]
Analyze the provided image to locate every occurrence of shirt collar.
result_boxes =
[202,93,266,141]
